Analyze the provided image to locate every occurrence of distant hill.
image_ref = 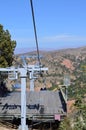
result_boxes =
[14,46,86,99]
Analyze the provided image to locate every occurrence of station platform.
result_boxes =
[0,91,67,122]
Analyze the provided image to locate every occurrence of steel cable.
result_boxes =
[30,0,41,66]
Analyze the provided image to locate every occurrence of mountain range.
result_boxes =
[14,46,86,99]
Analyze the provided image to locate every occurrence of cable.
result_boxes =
[30,0,41,66]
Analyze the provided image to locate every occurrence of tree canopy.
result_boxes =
[0,24,16,67]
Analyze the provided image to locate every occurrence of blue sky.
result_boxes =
[0,0,86,54]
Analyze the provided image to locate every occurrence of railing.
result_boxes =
[59,85,67,104]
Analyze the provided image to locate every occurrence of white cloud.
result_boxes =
[39,34,86,43]
[15,34,86,45]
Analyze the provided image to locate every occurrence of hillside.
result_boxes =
[14,46,86,99]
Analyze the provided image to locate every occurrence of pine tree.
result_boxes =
[0,24,16,67]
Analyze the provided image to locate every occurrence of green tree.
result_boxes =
[58,117,72,130]
[74,95,86,130]
[0,24,16,67]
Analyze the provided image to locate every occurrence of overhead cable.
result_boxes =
[30,0,41,65]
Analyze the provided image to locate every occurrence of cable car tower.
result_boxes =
[0,58,48,130]
[0,0,48,129]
